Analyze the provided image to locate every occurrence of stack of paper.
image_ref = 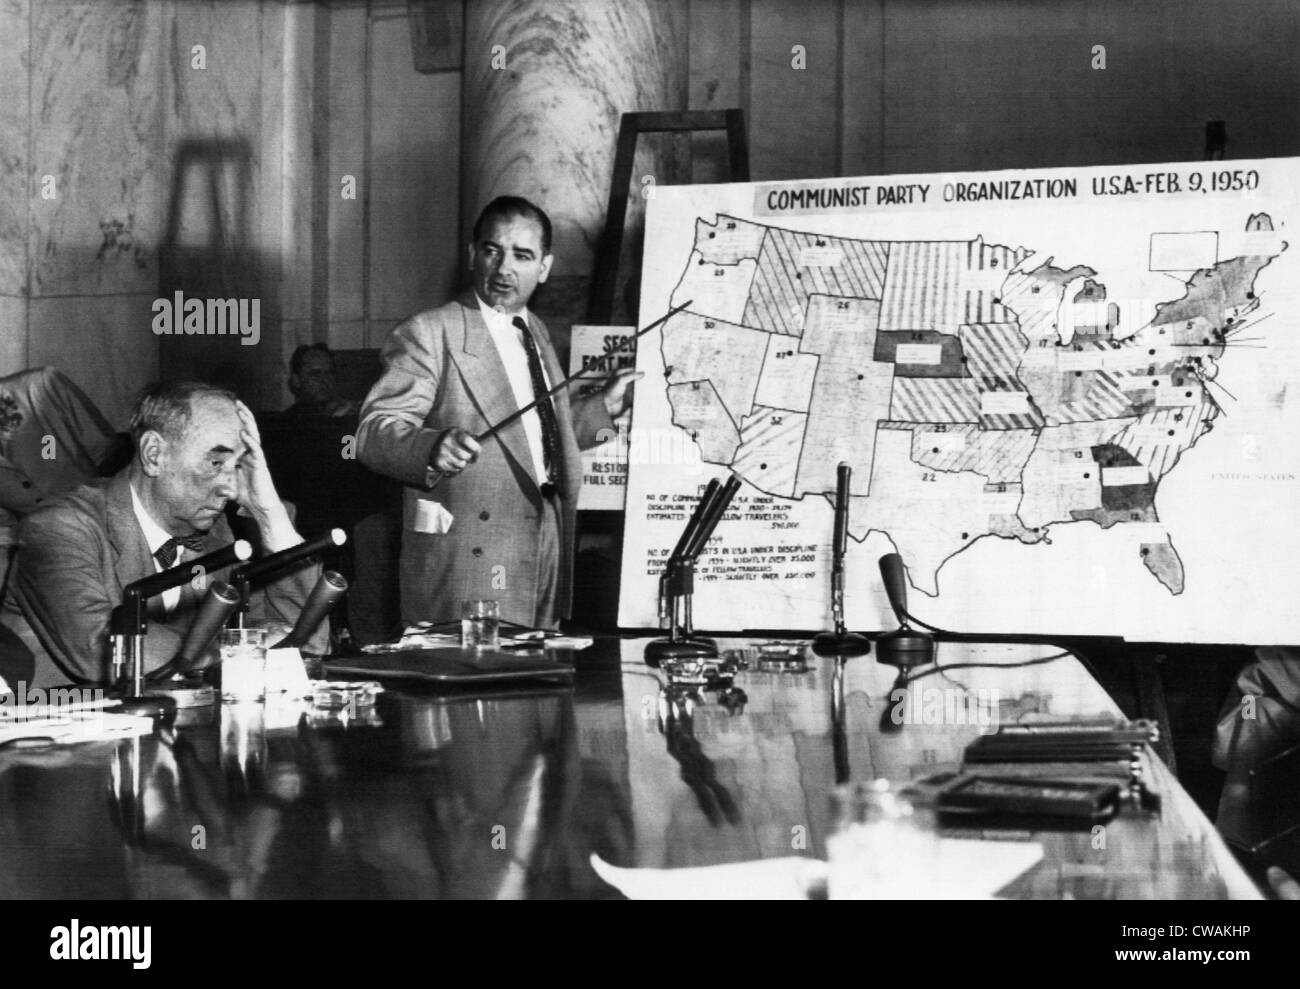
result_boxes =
[590,838,1044,900]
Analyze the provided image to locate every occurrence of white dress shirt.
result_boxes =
[477,298,553,485]
[129,483,186,613]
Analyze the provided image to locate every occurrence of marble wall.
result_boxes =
[0,0,295,423]
[0,0,30,375]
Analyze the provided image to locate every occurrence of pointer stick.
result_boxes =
[428,299,694,489]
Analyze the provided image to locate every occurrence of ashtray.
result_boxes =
[755,641,810,673]
[662,655,738,686]
[310,680,383,711]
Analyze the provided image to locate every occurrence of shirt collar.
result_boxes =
[128,482,175,557]
[476,295,530,336]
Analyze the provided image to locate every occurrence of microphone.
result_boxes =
[231,528,346,587]
[683,475,741,562]
[659,479,722,625]
[875,552,935,671]
[812,463,871,658]
[152,580,242,679]
[646,474,741,668]
[272,570,348,649]
[111,539,251,686]
[121,540,253,606]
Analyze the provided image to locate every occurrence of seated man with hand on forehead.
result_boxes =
[1,380,327,689]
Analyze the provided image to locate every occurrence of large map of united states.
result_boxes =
[661,212,1284,595]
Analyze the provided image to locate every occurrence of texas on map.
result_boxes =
[660,212,1284,596]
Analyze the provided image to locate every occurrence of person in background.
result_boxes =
[2,380,326,687]
[357,196,639,630]
[0,367,130,595]
[286,344,359,418]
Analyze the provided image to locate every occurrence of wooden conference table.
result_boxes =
[0,636,1261,899]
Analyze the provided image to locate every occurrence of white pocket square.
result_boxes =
[413,499,454,534]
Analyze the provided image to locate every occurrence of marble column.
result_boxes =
[0,0,30,374]
[462,0,688,352]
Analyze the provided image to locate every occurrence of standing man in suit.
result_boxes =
[2,380,326,687]
[358,196,638,629]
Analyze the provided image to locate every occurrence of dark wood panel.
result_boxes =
[748,0,842,181]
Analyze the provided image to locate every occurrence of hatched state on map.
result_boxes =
[659,212,1285,596]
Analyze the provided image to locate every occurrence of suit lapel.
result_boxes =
[106,474,154,596]
[104,474,169,622]
[449,293,539,485]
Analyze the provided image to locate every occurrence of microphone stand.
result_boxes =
[812,462,871,658]
[875,552,937,673]
[645,475,742,667]
[110,541,253,699]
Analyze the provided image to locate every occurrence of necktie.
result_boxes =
[154,533,207,569]
[513,316,562,488]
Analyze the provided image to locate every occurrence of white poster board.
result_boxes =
[619,158,1299,643]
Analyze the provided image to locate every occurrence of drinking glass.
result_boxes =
[460,599,500,650]
[220,627,267,702]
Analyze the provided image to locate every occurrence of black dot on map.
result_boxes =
[1084,473,1090,479]
[1151,380,1159,387]
[1075,371,1083,377]
[932,447,940,454]
[961,532,969,540]
[1032,527,1040,533]
[708,232,715,238]
[1168,430,1175,436]
[697,258,704,265]
[1158,327,1165,334]
[992,298,1001,305]
[857,374,864,380]
[1140,548,1150,557]
[760,463,768,470]
[1201,337,1209,345]
[795,273,802,280]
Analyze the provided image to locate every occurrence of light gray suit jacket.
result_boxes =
[357,293,612,628]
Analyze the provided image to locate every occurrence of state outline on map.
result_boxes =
[658,210,1286,598]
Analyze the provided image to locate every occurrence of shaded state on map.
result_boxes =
[661,212,1286,596]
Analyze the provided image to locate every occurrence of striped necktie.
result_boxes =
[513,316,562,488]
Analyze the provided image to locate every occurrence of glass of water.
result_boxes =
[461,599,500,650]
[826,778,940,898]
[220,627,267,702]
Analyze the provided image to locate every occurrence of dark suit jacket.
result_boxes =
[357,293,612,627]
[0,472,325,688]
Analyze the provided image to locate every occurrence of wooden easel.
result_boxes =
[588,109,749,324]
[574,110,748,631]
